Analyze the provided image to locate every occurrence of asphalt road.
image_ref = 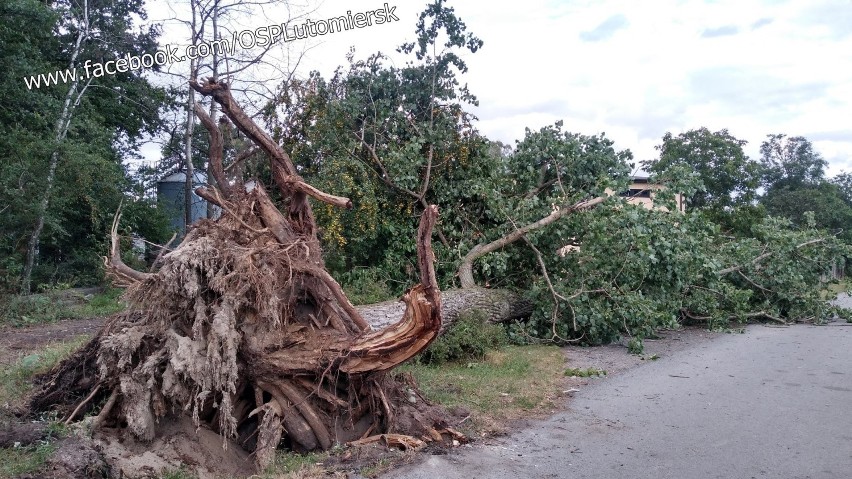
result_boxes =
[388,322,852,479]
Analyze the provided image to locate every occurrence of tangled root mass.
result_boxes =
[30,79,452,472]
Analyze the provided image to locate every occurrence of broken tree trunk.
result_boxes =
[30,79,454,473]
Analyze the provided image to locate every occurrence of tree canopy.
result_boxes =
[0,0,171,291]
[643,128,760,211]
[760,133,828,189]
[1,0,849,353]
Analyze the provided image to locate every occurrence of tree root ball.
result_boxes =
[29,79,454,473]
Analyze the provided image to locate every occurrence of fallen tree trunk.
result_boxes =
[30,79,457,474]
[358,288,533,331]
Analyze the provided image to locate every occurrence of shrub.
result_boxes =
[0,294,63,327]
[417,310,508,364]
[0,288,125,327]
[339,267,398,305]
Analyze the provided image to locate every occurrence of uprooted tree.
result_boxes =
[30,78,462,472]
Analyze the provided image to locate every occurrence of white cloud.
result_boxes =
[141,0,852,175]
[579,14,630,42]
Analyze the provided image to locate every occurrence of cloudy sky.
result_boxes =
[149,0,852,174]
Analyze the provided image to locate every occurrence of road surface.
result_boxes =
[388,322,852,479]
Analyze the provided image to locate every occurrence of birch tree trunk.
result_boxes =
[21,0,92,294]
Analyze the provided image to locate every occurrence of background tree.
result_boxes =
[760,133,827,189]
[762,182,852,242]
[0,0,170,292]
[643,128,760,211]
[265,0,496,291]
[757,134,852,242]
[156,0,312,227]
[0,0,58,290]
[830,171,852,204]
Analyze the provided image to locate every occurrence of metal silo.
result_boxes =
[156,171,210,238]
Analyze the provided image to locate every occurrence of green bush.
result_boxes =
[0,294,64,327]
[417,310,508,365]
[339,267,398,305]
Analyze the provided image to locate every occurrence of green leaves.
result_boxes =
[0,0,172,291]
[264,2,499,288]
[518,203,847,350]
[760,134,827,189]
[643,128,760,211]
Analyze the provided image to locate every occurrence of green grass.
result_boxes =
[158,467,199,479]
[358,456,397,478]
[0,417,67,479]
[0,336,90,405]
[0,288,124,327]
[0,442,56,479]
[821,279,851,299]
[261,451,330,479]
[398,345,566,423]
[119,454,330,479]
[564,367,607,378]
[74,288,125,317]
[0,337,89,479]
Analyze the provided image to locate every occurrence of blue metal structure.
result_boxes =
[156,171,209,238]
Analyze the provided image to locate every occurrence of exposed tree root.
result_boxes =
[29,79,455,474]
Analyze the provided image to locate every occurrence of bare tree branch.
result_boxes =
[193,102,230,197]
[457,196,606,288]
[718,238,827,275]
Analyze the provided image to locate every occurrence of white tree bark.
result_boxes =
[22,0,92,293]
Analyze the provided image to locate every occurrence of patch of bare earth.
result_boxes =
[93,416,254,479]
[0,318,103,367]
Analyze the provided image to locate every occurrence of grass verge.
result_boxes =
[0,335,90,406]
[0,337,87,479]
[398,345,566,432]
[261,451,332,478]
[0,442,57,479]
[0,288,124,328]
[821,279,851,298]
